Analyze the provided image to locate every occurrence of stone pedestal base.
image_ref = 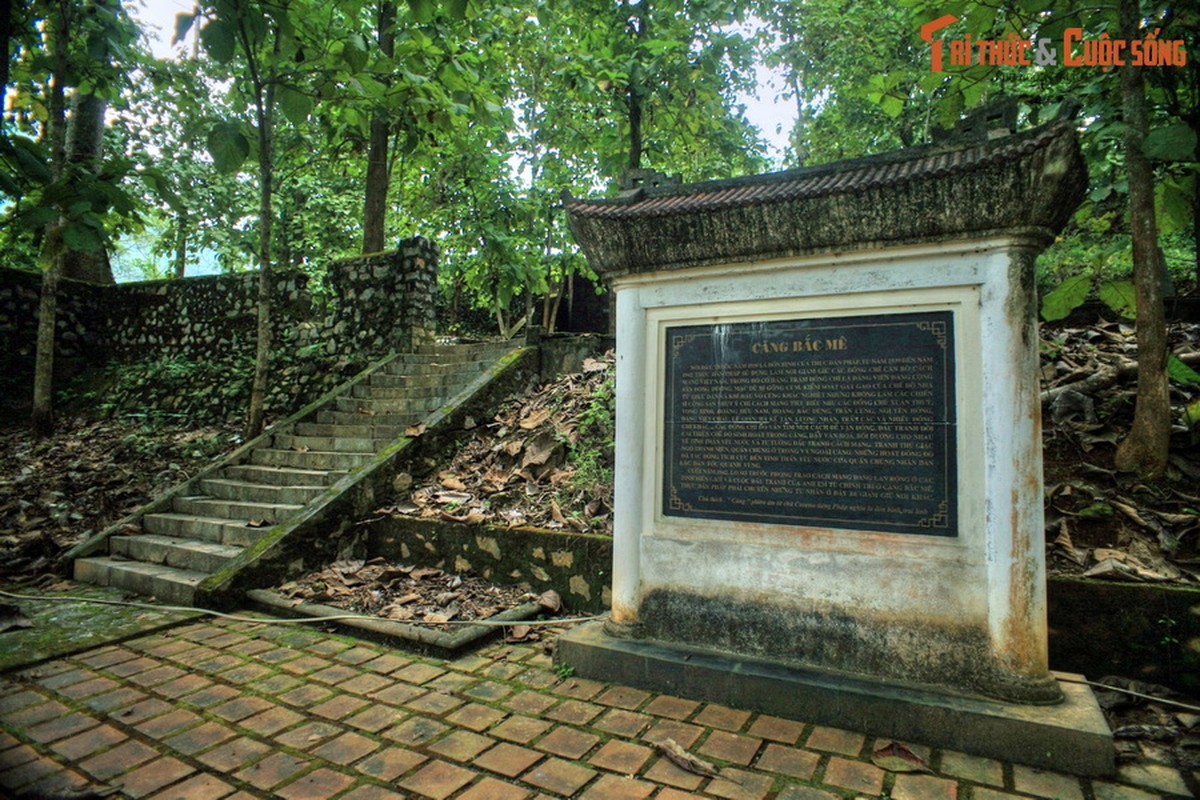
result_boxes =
[556,622,1113,777]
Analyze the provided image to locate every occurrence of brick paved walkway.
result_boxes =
[0,614,1195,799]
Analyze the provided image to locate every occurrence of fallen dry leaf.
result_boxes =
[871,741,932,773]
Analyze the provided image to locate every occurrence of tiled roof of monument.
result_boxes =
[564,119,1088,277]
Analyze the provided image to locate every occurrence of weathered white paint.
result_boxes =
[609,236,1053,696]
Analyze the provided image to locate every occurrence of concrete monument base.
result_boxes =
[557,622,1114,777]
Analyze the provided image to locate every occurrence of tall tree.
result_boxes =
[361,0,395,254]
[1114,0,1170,477]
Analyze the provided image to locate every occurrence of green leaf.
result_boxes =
[1168,355,1200,385]
[61,221,104,253]
[343,34,368,73]
[1040,275,1091,321]
[173,12,196,44]
[448,0,469,19]
[206,121,250,173]
[1098,280,1136,319]
[278,86,313,125]
[407,0,434,23]
[200,19,237,63]
[1144,124,1197,161]
[880,95,904,118]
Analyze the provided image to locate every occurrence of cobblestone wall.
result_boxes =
[0,238,440,418]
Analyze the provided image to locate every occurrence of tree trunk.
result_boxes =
[60,91,114,283]
[362,0,396,254]
[244,32,276,440]
[31,0,70,438]
[1114,0,1171,477]
[173,207,188,278]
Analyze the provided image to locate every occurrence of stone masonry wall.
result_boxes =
[0,238,440,417]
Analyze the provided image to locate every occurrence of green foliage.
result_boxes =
[1040,275,1091,322]
[569,374,615,492]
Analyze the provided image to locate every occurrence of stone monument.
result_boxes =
[557,114,1114,775]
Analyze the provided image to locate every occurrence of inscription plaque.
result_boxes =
[663,311,957,536]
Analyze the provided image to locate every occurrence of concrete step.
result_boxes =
[272,433,390,453]
[351,381,459,399]
[172,495,304,524]
[74,557,206,606]
[222,464,345,487]
[313,410,419,429]
[364,372,470,390]
[294,422,401,439]
[110,534,243,574]
[248,448,374,470]
[143,513,266,547]
[333,396,441,415]
[199,478,325,506]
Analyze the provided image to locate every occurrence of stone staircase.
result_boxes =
[74,341,518,605]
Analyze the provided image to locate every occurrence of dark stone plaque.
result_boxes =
[662,311,957,536]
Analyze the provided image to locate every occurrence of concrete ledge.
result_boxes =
[246,589,540,658]
[556,621,1114,777]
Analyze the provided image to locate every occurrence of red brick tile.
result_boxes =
[805,725,865,756]
[128,665,187,687]
[311,731,381,765]
[938,749,1004,786]
[135,708,202,739]
[78,647,138,669]
[774,786,840,800]
[275,721,342,750]
[642,695,699,720]
[339,672,392,696]
[546,699,604,725]
[370,682,425,705]
[595,686,651,710]
[698,730,762,766]
[504,691,557,715]
[20,766,91,798]
[463,681,514,702]
[310,694,370,720]
[105,656,159,677]
[210,695,274,723]
[340,785,410,800]
[354,746,427,782]
[334,646,381,665]
[180,684,241,708]
[345,704,408,733]
[197,736,271,771]
[429,730,494,762]
[474,742,543,778]
[579,773,655,799]
[892,773,959,800]
[457,775,532,800]
[404,691,465,716]
[706,768,774,800]
[522,757,597,796]
[309,664,361,685]
[27,712,101,744]
[117,756,196,798]
[756,743,819,779]
[361,654,413,674]
[643,756,705,791]
[694,704,752,732]
[382,716,450,747]
[218,663,273,684]
[36,667,96,691]
[492,716,552,745]
[0,689,49,714]
[552,677,606,700]
[83,686,148,713]
[58,676,121,699]
[6,699,70,727]
[446,702,507,732]
[0,743,38,770]
[280,655,334,676]
[747,715,806,744]
[657,789,706,800]
[821,756,885,795]
[1012,765,1085,800]
[235,751,312,791]
[594,709,652,737]
[153,674,212,700]
[399,758,476,799]
[642,719,704,750]
[50,723,127,760]
[588,740,654,775]
[535,726,599,759]
[275,767,356,800]
[163,721,238,755]
[241,705,305,736]
[79,739,160,780]
[146,772,236,800]
[278,684,335,707]
[0,753,61,790]
[394,662,446,685]
[111,696,172,724]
